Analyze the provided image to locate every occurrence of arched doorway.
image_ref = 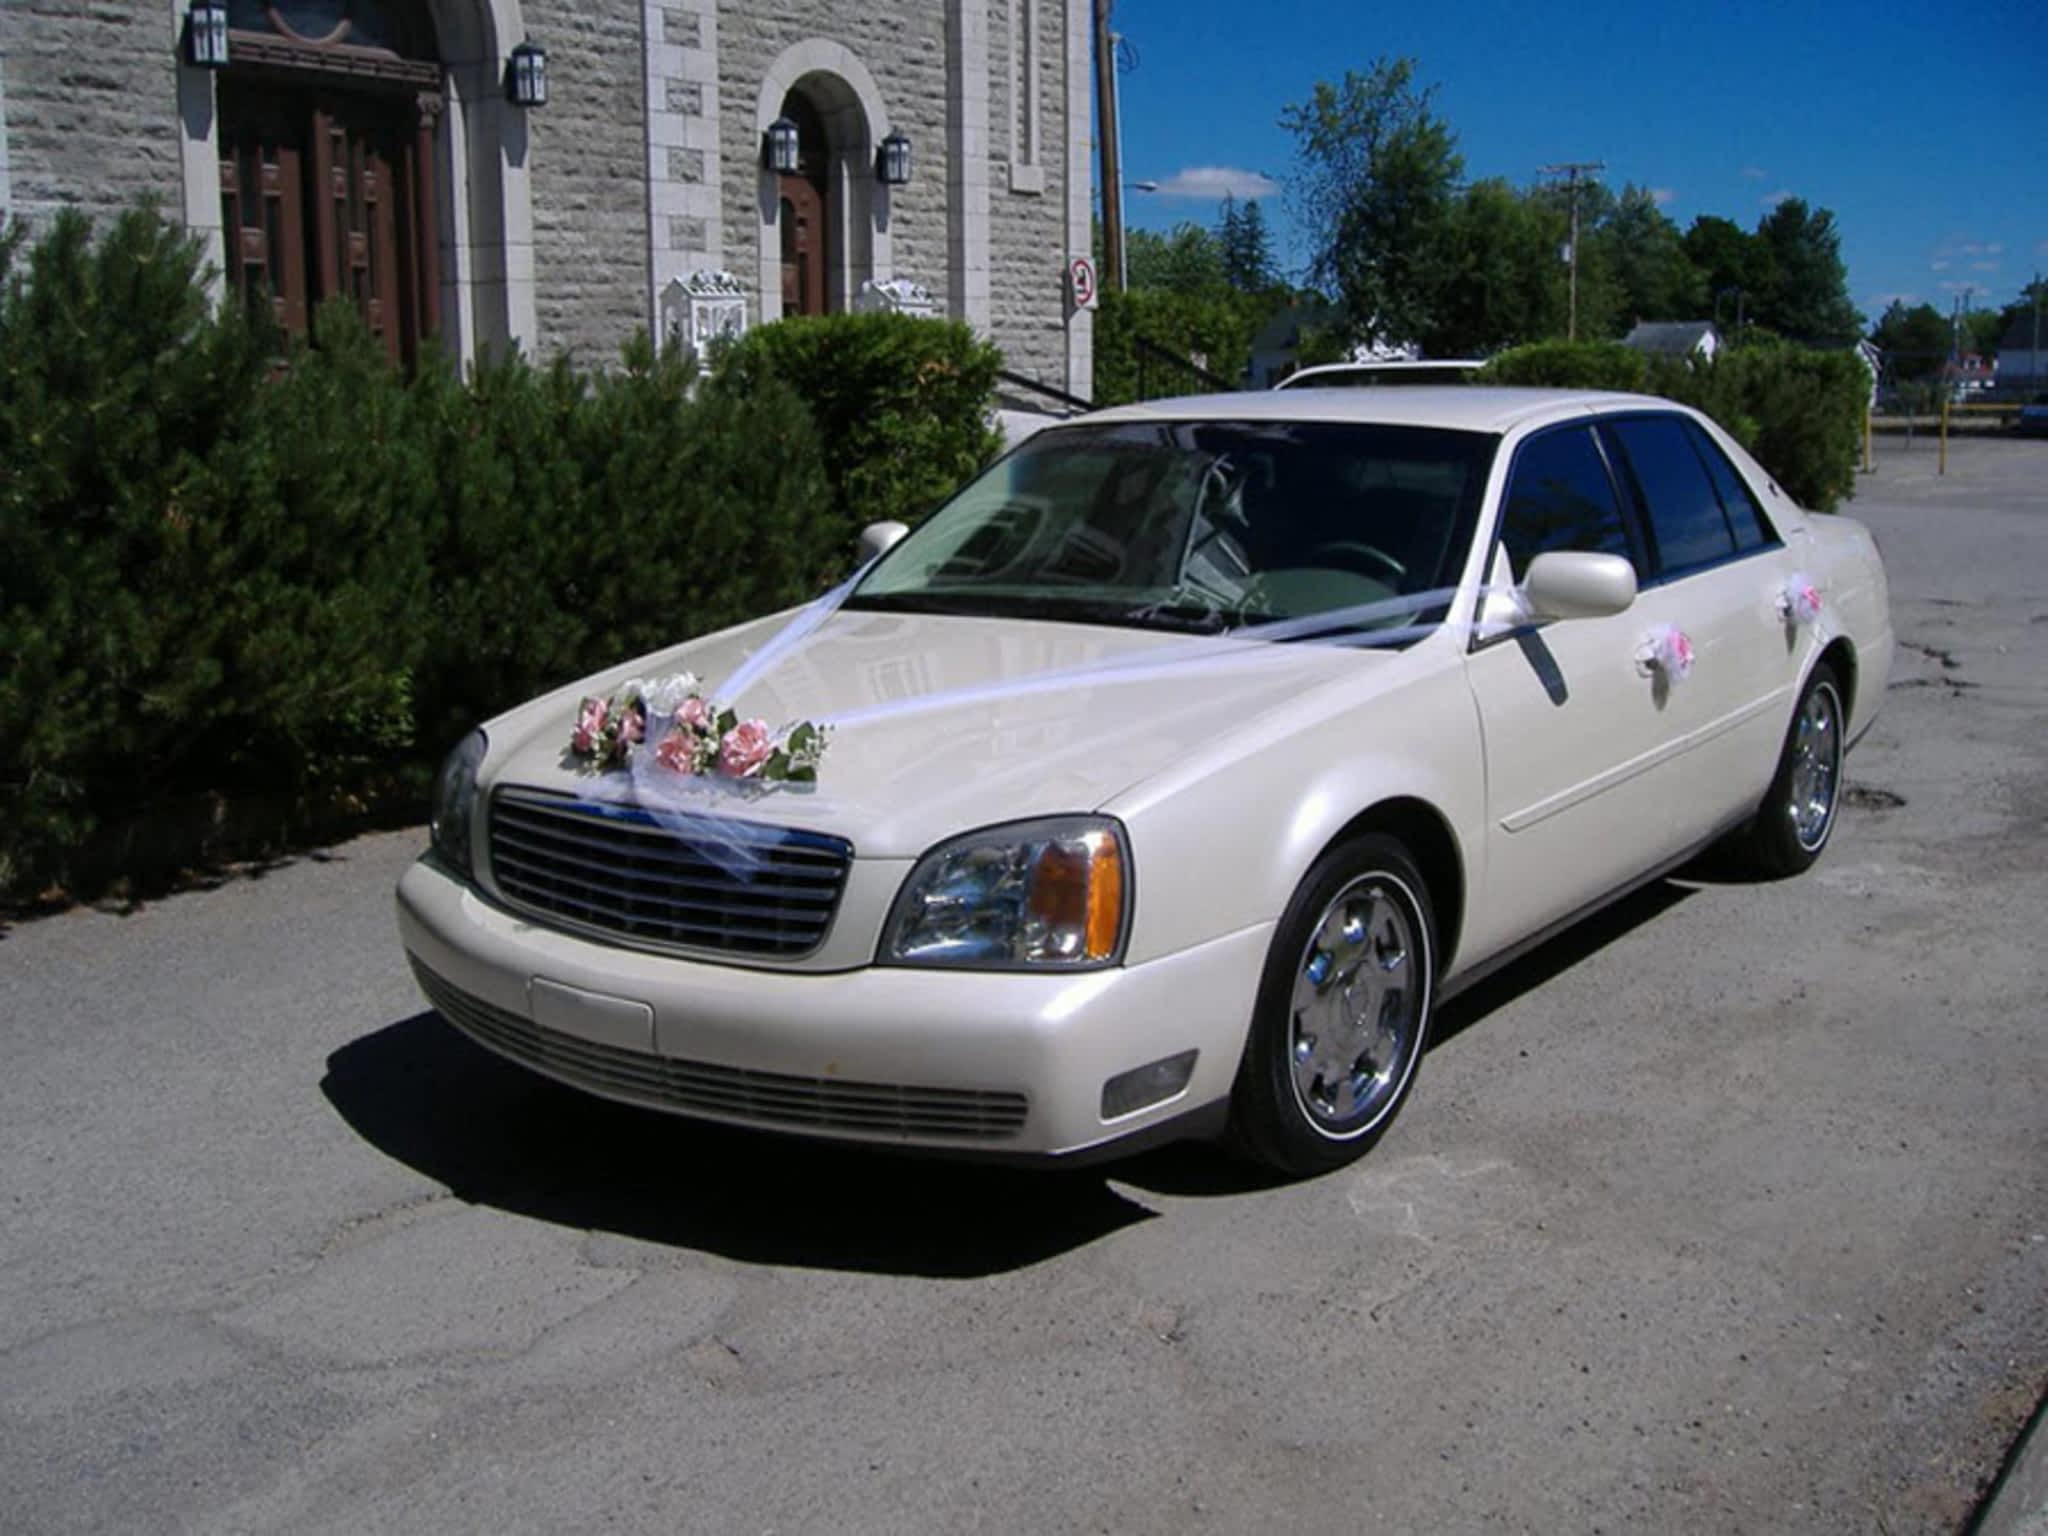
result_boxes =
[216,0,442,365]
[776,91,828,318]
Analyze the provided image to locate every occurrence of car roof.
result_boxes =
[1079,386,1682,436]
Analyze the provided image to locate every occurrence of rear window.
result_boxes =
[1604,416,1736,577]
[1685,421,1776,552]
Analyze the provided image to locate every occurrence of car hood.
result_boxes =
[481,606,1389,857]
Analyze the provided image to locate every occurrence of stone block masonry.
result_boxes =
[526,0,652,364]
[0,3,183,230]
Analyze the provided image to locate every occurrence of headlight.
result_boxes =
[881,816,1130,970]
[430,729,488,874]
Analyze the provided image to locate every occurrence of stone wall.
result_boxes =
[985,0,1072,386]
[0,2,183,229]
[525,0,651,363]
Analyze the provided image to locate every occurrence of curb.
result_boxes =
[1972,1391,2048,1536]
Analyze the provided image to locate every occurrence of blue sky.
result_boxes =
[1110,0,2048,327]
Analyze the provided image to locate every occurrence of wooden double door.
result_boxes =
[219,81,438,365]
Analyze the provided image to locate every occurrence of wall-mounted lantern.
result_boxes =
[506,41,549,107]
[185,0,230,69]
[765,117,802,175]
[877,131,913,187]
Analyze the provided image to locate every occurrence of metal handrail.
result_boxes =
[995,368,1094,414]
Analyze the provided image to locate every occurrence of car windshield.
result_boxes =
[846,420,1499,641]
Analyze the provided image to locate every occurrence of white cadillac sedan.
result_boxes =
[397,388,1893,1176]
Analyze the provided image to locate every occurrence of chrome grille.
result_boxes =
[487,787,850,957]
[411,962,1030,1141]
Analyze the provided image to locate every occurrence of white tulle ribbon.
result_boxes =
[1777,572,1824,628]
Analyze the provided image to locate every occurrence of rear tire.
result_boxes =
[1737,662,1845,878]
[1228,834,1436,1177]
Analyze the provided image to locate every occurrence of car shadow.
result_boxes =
[1113,879,1700,1200]
[1427,877,1695,1049]
[321,1013,1157,1279]
[330,880,1704,1255]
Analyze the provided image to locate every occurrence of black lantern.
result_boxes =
[185,0,229,69]
[506,41,549,107]
[878,131,913,187]
[765,117,801,175]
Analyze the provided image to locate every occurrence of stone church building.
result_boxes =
[0,1,1095,398]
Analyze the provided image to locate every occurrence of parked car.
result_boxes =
[398,387,1893,1176]
[1275,359,1485,389]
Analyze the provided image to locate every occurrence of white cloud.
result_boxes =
[1930,235,2003,276]
[1650,187,1676,206]
[1740,166,1768,180]
[1145,166,1281,201]
[1759,188,1795,208]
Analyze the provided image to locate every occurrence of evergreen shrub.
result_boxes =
[0,206,838,902]
[710,311,1003,537]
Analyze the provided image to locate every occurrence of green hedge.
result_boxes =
[3,206,966,902]
[1091,286,1266,406]
[711,311,1004,535]
[1477,338,1867,511]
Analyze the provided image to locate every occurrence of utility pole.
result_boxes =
[2033,270,2042,393]
[1540,161,1604,341]
[1094,0,1124,294]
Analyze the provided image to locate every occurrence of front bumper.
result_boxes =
[396,856,1271,1159]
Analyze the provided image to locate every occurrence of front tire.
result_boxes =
[1228,834,1436,1177]
[1738,662,1845,878]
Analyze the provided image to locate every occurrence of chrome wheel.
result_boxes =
[1787,680,1842,852]
[1287,874,1426,1139]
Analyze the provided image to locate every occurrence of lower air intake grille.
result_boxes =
[412,961,1029,1141]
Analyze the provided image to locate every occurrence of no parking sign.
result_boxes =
[1067,256,1097,311]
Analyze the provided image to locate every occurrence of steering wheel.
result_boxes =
[1308,540,1406,585]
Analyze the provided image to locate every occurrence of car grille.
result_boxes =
[411,962,1030,1141]
[486,786,851,958]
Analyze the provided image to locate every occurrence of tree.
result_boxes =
[1596,184,1704,326]
[1752,198,1861,346]
[1989,278,2048,359]
[1218,196,1275,293]
[1124,221,1227,295]
[1280,57,1463,350]
[1683,215,1774,329]
[1419,179,1568,356]
[1869,300,1952,382]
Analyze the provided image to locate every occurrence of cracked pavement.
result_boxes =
[2,437,2044,1533]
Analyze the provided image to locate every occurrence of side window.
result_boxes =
[1685,421,1776,553]
[1498,426,1635,579]
[1604,415,1736,577]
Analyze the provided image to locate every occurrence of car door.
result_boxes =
[1596,413,1796,844]
[1461,421,1685,962]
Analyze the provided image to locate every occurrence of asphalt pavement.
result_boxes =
[2,435,2044,1534]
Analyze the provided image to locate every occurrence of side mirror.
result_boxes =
[1520,551,1637,621]
[858,520,910,563]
